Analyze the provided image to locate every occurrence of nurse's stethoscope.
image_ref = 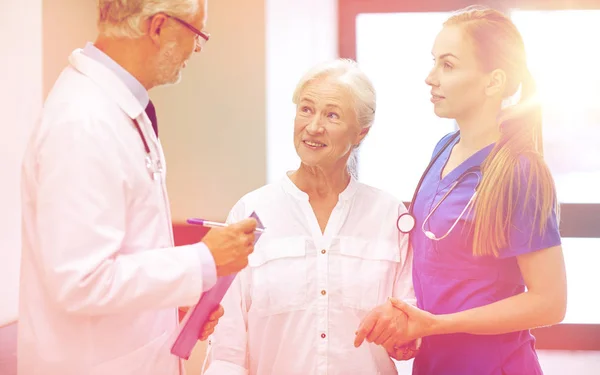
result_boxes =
[397,131,482,240]
[132,118,163,181]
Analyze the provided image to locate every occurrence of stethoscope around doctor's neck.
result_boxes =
[132,118,163,181]
[397,131,482,241]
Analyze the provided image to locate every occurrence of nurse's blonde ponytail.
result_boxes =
[445,6,559,257]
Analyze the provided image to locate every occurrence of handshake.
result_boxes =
[354,297,437,361]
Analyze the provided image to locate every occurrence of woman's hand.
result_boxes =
[199,304,225,341]
[387,298,439,345]
[178,304,225,341]
[354,298,409,348]
[386,337,422,361]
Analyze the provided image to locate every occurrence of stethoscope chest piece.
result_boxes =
[145,155,163,181]
[397,212,416,234]
[135,118,163,182]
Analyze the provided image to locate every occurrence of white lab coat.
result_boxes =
[18,49,211,375]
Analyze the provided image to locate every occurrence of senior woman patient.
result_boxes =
[203,59,415,375]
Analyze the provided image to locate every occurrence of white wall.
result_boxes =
[265,0,338,183]
[42,0,98,98]
[0,0,42,327]
[152,0,268,223]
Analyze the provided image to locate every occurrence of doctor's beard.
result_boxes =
[155,41,188,86]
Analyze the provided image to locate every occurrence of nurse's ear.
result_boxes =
[147,13,169,47]
[485,68,507,98]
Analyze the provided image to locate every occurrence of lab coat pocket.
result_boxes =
[90,330,169,375]
[248,237,308,316]
[340,237,400,311]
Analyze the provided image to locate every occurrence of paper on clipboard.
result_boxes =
[170,212,264,359]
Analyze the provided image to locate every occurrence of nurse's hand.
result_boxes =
[387,297,438,346]
[199,305,225,341]
[203,218,257,277]
[354,298,408,348]
[386,338,421,361]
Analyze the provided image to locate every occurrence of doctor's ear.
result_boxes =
[485,69,507,97]
[147,13,169,45]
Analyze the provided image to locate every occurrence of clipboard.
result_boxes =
[170,212,264,359]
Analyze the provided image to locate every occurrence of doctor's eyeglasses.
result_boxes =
[167,15,210,51]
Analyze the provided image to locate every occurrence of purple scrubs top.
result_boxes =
[411,132,561,375]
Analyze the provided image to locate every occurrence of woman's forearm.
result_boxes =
[431,290,566,336]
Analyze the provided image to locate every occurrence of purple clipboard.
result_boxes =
[170,212,264,359]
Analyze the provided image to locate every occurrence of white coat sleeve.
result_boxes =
[392,203,416,305]
[31,109,214,315]
[204,200,250,375]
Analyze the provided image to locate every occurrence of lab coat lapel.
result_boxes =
[69,49,144,120]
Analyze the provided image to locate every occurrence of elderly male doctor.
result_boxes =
[18,1,256,374]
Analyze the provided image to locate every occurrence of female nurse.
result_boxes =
[354,6,567,375]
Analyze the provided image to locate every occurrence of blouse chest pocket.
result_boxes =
[248,237,308,316]
[339,237,401,311]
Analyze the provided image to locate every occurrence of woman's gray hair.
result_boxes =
[97,0,198,38]
[292,58,376,177]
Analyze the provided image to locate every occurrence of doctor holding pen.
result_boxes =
[355,6,567,375]
[204,59,416,375]
[18,1,256,375]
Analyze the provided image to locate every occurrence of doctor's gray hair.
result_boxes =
[292,59,376,177]
[97,0,198,38]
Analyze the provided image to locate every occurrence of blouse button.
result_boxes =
[321,249,326,254]
[321,290,327,296]
[321,333,326,339]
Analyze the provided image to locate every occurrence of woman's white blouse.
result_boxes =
[205,175,414,375]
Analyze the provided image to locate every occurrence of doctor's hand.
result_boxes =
[202,218,257,277]
[199,305,225,341]
[354,298,409,349]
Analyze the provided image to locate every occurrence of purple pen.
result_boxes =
[187,218,264,233]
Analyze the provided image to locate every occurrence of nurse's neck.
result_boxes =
[455,109,501,152]
[93,36,155,90]
[290,163,351,200]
